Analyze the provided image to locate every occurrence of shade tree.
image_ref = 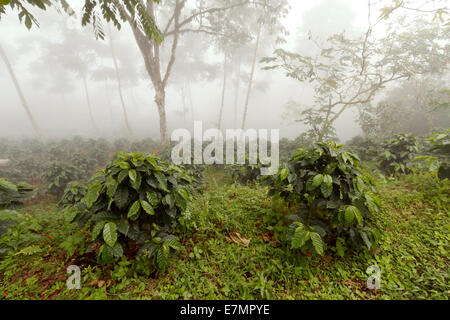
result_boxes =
[262,2,449,142]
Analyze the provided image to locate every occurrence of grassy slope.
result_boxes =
[0,170,448,300]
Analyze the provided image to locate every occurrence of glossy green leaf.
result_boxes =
[127,200,141,220]
[310,232,324,255]
[141,200,155,215]
[103,222,118,247]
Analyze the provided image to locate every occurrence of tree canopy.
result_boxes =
[0,0,162,41]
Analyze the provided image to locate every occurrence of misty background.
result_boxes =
[0,0,446,142]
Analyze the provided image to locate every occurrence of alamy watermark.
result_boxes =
[171,121,280,175]
[66,265,81,290]
[66,263,381,290]
[366,265,381,290]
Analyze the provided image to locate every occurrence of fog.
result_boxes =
[0,0,447,142]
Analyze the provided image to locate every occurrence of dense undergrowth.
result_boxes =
[0,167,448,300]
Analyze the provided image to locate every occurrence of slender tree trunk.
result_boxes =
[0,44,41,139]
[234,56,241,129]
[108,24,133,136]
[317,131,324,142]
[127,1,183,146]
[218,54,228,131]
[241,22,262,130]
[124,0,243,144]
[155,85,168,145]
[81,75,98,133]
[181,83,187,127]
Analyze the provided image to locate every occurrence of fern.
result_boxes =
[15,245,43,256]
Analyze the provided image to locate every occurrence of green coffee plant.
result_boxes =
[267,142,380,256]
[129,138,160,153]
[186,164,205,190]
[0,178,32,211]
[71,152,193,271]
[59,181,88,208]
[48,144,72,162]
[71,153,97,174]
[414,130,450,179]
[14,158,44,180]
[0,178,32,245]
[158,143,205,190]
[113,138,132,152]
[228,163,262,185]
[227,155,269,185]
[346,136,382,162]
[279,134,313,163]
[42,162,83,196]
[86,138,112,165]
[379,133,420,175]
[426,129,450,179]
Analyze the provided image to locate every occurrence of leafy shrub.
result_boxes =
[71,153,97,174]
[186,164,205,190]
[346,135,382,162]
[227,163,262,185]
[226,155,269,185]
[279,134,313,163]
[0,178,32,256]
[42,162,83,196]
[267,142,381,256]
[71,152,193,271]
[378,133,420,175]
[0,155,44,183]
[0,178,33,211]
[48,144,71,162]
[129,138,160,153]
[13,158,44,180]
[426,129,450,180]
[59,181,88,208]
[113,138,132,152]
[158,143,205,190]
[85,138,112,165]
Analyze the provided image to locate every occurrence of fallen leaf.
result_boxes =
[229,232,251,247]
[298,280,309,284]
[88,280,99,287]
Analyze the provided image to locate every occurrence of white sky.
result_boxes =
[285,0,369,34]
[0,0,429,141]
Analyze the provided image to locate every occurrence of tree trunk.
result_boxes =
[81,75,98,134]
[0,44,41,139]
[317,131,325,142]
[234,56,241,128]
[241,22,262,130]
[126,1,183,146]
[109,24,133,137]
[181,83,187,127]
[218,54,228,131]
[124,1,244,144]
[155,85,168,145]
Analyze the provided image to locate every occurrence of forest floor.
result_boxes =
[0,169,448,300]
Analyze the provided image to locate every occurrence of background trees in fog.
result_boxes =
[0,0,448,143]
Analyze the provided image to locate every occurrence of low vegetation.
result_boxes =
[0,135,448,300]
